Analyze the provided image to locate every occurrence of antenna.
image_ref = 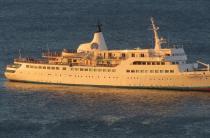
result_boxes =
[96,20,102,32]
[19,49,22,59]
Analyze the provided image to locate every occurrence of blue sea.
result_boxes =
[0,0,210,137]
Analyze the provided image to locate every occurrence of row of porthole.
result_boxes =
[71,75,119,79]
[126,69,175,73]
[26,65,66,70]
[70,68,116,72]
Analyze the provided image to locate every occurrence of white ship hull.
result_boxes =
[5,62,210,91]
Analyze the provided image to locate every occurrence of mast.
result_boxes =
[151,17,161,51]
[96,20,102,32]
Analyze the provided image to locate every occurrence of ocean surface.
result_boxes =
[0,0,210,137]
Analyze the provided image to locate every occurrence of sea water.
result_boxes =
[0,0,210,137]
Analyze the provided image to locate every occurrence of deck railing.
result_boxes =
[14,58,48,64]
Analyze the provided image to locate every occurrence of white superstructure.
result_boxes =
[4,18,210,91]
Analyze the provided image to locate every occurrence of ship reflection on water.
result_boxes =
[2,81,210,137]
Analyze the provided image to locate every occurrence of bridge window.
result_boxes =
[6,70,15,73]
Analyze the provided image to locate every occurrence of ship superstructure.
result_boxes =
[5,18,210,90]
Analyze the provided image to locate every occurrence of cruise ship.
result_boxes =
[4,18,210,91]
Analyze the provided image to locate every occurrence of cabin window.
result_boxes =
[63,67,66,70]
[121,53,126,58]
[103,69,106,72]
[108,53,112,58]
[150,70,154,73]
[56,67,59,70]
[47,67,50,69]
[147,62,151,65]
[51,67,55,70]
[161,62,165,65]
[165,70,169,73]
[172,62,177,65]
[155,70,159,73]
[43,66,46,69]
[140,53,144,57]
[133,61,138,65]
[34,66,37,69]
[126,70,130,73]
[26,65,29,68]
[131,70,135,73]
[80,68,84,71]
[84,68,88,71]
[39,66,42,69]
[131,53,135,57]
[170,70,174,73]
[160,70,164,73]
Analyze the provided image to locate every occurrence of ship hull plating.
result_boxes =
[5,62,210,91]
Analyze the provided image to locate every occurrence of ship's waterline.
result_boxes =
[4,18,210,90]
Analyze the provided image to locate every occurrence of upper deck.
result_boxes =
[10,18,209,72]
